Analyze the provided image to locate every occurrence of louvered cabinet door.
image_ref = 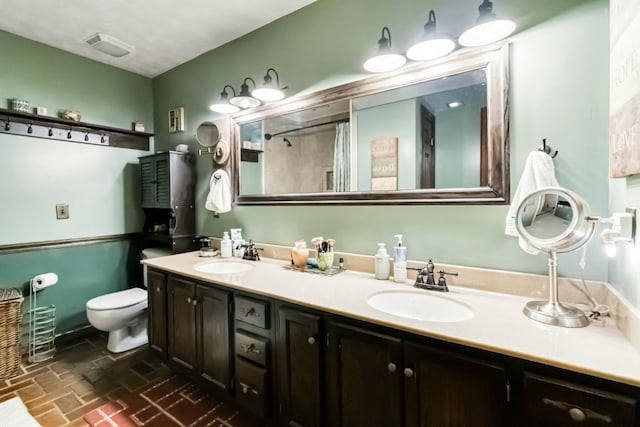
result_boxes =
[153,155,171,208]
[140,156,156,208]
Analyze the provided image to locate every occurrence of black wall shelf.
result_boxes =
[241,148,263,163]
[0,108,152,150]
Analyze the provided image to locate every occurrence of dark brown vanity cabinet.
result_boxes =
[147,269,167,356]
[324,321,509,427]
[166,275,232,393]
[326,321,404,427]
[403,342,508,427]
[276,307,323,427]
[233,295,274,419]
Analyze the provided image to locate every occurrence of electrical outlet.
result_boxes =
[56,203,69,219]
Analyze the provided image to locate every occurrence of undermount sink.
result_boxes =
[193,260,255,274]
[367,290,474,322]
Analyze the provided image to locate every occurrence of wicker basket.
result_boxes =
[0,288,24,379]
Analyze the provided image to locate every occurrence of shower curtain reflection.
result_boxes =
[333,122,350,192]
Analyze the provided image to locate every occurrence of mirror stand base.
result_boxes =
[523,301,589,328]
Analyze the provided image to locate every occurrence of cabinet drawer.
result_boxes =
[235,357,269,418]
[522,372,638,426]
[235,330,269,366]
[235,296,269,329]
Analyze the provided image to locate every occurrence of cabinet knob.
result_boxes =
[308,337,316,345]
[404,368,414,378]
[569,408,586,422]
[239,381,259,396]
[192,299,198,306]
[387,363,397,373]
[542,398,612,424]
[187,297,192,304]
[156,287,161,292]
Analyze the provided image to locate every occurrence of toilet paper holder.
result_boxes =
[27,273,57,363]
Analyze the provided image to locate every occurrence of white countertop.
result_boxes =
[143,252,640,387]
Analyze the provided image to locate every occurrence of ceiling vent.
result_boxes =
[85,33,134,58]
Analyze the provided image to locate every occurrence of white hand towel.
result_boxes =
[505,151,558,254]
[205,169,231,213]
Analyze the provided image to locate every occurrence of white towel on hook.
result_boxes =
[205,169,231,213]
[505,151,558,254]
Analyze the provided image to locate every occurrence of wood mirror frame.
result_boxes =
[230,44,509,205]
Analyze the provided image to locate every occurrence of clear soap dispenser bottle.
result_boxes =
[393,234,407,283]
[374,243,390,280]
[220,231,232,258]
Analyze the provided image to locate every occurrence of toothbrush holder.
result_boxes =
[317,252,334,271]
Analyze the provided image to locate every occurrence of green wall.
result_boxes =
[0,31,154,333]
[0,241,134,333]
[152,0,614,292]
[355,99,418,191]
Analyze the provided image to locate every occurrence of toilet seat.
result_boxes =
[87,288,147,311]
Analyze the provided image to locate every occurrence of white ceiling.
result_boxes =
[0,0,316,78]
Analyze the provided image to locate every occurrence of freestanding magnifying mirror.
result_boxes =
[515,187,598,327]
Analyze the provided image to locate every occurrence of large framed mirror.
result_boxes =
[231,44,509,205]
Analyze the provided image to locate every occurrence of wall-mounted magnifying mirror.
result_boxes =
[196,121,220,148]
[516,187,597,327]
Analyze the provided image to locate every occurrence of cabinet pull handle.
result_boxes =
[404,368,414,378]
[241,343,260,354]
[187,297,192,304]
[308,337,316,345]
[192,299,198,306]
[241,307,258,317]
[239,381,259,396]
[156,286,161,292]
[542,398,612,423]
[387,363,397,373]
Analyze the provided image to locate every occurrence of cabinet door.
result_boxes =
[326,321,403,427]
[404,342,508,427]
[154,154,171,208]
[167,276,197,371]
[196,284,231,393]
[147,269,166,355]
[277,307,322,427]
[140,156,155,208]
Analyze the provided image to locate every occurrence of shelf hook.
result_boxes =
[4,119,10,131]
[84,132,89,142]
[27,122,33,134]
[48,127,53,137]
[67,129,72,139]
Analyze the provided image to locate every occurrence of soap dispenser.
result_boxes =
[220,231,232,258]
[374,243,390,280]
[393,234,407,283]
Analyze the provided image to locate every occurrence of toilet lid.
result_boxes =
[87,288,147,311]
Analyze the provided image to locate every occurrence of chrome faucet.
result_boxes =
[240,240,263,261]
[410,259,458,292]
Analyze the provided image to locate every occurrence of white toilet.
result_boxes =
[86,247,171,353]
[87,288,148,353]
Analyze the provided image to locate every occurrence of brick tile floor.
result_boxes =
[0,333,263,427]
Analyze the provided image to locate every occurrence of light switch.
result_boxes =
[56,203,69,219]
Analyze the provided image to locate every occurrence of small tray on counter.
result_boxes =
[282,264,344,276]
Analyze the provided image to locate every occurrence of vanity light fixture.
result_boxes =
[458,0,516,47]
[363,26,407,73]
[599,210,636,258]
[230,77,262,109]
[209,85,241,114]
[406,10,456,61]
[252,68,287,102]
